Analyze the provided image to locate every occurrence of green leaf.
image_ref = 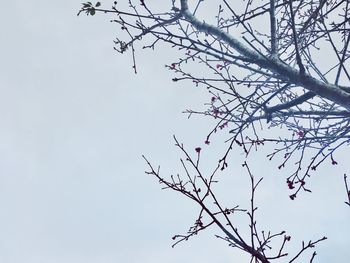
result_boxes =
[89,8,95,15]
[95,2,101,7]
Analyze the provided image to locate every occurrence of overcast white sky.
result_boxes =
[0,1,349,263]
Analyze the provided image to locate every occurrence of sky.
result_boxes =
[0,1,349,263]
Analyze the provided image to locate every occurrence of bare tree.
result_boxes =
[79,1,349,262]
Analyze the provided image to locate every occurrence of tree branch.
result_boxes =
[178,0,350,110]
[270,0,277,56]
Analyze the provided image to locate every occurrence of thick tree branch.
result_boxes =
[269,0,277,56]
[178,0,350,110]
[266,91,315,114]
[288,0,305,74]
